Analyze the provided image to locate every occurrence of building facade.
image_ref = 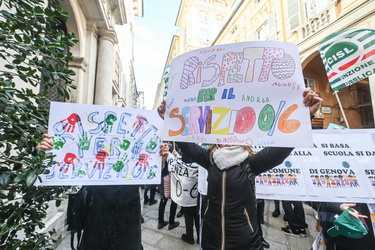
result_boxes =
[32,0,143,242]
[157,0,375,129]
[45,0,143,108]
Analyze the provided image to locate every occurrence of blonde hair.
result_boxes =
[208,144,255,164]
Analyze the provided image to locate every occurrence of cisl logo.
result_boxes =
[324,41,359,73]
[319,29,375,91]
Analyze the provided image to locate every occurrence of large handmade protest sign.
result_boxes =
[255,129,375,203]
[36,102,163,186]
[319,29,375,91]
[162,41,313,147]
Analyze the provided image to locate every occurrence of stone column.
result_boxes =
[94,29,118,106]
[82,20,98,104]
[68,56,88,104]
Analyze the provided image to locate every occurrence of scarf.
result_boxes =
[212,146,249,170]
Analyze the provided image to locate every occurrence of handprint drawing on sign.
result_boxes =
[60,113,84,133]
[113,160,128,173]
[146,165,158,179]
[52,134,66,150]
[131,125,158,159]
[145,135,161,153]
[132,153,151,178]
[77,132,93,150]
[58,153,80,174]
[131,115,148,137]
[94,150,109,170]
[76,132,93,158]
[76,170,87,178]
[114,152,129,172]
[131,141,143,159]
[100,113,117,134]
[120,139,131,151]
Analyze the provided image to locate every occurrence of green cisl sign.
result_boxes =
[319,29,375,91]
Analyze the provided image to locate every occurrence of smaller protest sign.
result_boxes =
[36,102,164,186]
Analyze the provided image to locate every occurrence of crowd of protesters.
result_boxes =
[38,88,374,250]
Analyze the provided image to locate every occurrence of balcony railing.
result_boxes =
[296,5,338,41]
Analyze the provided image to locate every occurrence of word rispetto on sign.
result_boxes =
[163,41,313,148]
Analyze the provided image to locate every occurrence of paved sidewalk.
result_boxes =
[56,198,318,250]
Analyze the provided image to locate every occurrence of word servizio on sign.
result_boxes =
[168,101,302,137]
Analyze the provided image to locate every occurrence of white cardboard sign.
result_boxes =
[37,102,163,186]
[163,41,313,147]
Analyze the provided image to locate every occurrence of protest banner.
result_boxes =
[36,102,164,186]
[256,129,375,203]
[162,41,313,148]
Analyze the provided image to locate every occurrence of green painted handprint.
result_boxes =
[120,139,131,150]
[113,151,129,172]
[113,161,125,172]
[52,134,65,150]
[100,114,117,133]
[147,165,158,179]
[76,170,87,177]
[78,132,93,150]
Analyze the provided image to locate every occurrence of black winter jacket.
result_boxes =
[177,142,293,250]
[79,185,142,250]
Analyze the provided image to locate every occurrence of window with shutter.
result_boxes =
[287,0,301,31]
[257,22,269,41]
[268,13,277,40]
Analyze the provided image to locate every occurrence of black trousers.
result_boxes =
[183,206,199,240]
[158,198,177,223]
[257,199,264,237]
[282,200,308,229]
[144,185,156,203]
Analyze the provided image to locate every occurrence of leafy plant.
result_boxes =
[0,0,77,248]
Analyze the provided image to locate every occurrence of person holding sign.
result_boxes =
[157,142,180,231]
[166,149,200,245]
[157,88,322,250]
[37,134,143,250]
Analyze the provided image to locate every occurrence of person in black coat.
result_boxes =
[157,88,322,249]
[38,135,143,250]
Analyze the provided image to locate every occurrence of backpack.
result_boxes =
[67,186,93,250]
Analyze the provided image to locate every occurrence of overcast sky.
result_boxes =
[133,0,181,110]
